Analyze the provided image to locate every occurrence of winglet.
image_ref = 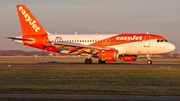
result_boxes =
[16,5,47,36]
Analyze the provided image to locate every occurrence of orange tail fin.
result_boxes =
[16,5,47,36]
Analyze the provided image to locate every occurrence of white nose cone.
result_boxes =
[167,43,176,53]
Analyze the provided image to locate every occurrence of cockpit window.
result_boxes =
[157,39,168,42]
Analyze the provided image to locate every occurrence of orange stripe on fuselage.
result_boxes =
[89,34,165,47]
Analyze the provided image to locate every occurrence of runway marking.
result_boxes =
[0,63,180,68]
[0,94,180,100]
[159,66,172,68]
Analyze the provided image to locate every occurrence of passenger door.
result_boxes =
[144,36,150,47]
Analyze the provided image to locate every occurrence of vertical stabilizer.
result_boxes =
[16,5,47,36]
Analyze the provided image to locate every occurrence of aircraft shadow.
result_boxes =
[36,61,137,65]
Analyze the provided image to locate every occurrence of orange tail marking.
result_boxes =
[16,5,47,36]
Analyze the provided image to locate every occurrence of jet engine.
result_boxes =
[119,55,138,61]
[98,50,119,61]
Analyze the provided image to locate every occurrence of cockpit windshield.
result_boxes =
[157,39,168,42]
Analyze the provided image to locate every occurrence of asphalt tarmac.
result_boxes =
[0,94,180,100]
[0,63,179,68]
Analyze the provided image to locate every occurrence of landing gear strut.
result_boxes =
[147,54,152,65]
[85,58,92,64]
[98,59,106,64]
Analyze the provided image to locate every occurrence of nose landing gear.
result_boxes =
[147,54,152,65]
[147,60,152,65]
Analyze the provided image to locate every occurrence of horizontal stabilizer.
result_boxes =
[5,37,34,41]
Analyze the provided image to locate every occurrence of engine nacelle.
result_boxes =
[119,55,138,61]
[99,50,119,61]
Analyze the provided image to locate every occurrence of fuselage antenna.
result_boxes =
[146,31,149,34]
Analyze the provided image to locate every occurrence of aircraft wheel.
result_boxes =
[85,58,92,64]
[147,60,152,65]
[98,59,106,64]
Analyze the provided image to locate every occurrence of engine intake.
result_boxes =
[99,50,119,61]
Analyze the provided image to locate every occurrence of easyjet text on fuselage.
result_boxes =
[116,36,142,41]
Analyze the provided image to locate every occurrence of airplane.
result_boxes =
[6,5,176,65]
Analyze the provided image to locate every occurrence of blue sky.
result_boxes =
[0,0,180,52]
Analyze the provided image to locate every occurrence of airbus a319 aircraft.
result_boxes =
[7,5,176,65]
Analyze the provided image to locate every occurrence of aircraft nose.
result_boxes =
[167,43,176,52]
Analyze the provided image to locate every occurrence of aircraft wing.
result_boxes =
[49,41,114,54]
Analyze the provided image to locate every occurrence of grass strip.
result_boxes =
[0,66,180,96]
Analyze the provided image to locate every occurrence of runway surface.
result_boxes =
[0,63,180,68]
[0,94,180,100]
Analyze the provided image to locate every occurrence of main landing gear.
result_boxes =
[147,54,152,65]
[85,54,93,64]
[84,59,106,64]
[85,58,92,64]
[98,59,106,64]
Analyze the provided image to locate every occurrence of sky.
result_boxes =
[0,0,180,52]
